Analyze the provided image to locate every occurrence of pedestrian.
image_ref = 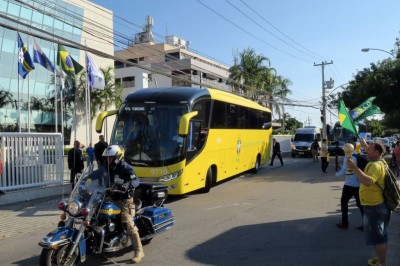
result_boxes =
[67,140,84,190]
[269,138,283,166]
[335,141,363,230]
[320,139,329,175]
[347,140,390,266]
[103,145,144,263]
[85,142,95,167]
[311,139,320,162]
[94,134,108,168]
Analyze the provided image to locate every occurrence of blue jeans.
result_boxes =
[363,202,391,245]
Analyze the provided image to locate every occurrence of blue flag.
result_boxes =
[33,38,55,72]
[17,33,35,79]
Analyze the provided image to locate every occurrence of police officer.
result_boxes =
[102,145,144,264]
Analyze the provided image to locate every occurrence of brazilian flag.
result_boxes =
[57,44,83,78]
[338,99,358,135]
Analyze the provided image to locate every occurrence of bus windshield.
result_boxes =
[110,104,188,166]
[294,134,315,142]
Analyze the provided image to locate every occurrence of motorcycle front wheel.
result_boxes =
[39,245,79,266]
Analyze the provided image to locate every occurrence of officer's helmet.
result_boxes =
[102,145,124,165]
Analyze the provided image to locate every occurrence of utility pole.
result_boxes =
[314,61,333,140]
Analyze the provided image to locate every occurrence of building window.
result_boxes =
[122,76,135,88]
[114,60,124,69]
[166,52,180,61]
[127,58,138,64]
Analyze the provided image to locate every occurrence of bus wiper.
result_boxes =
[131,161,148,166]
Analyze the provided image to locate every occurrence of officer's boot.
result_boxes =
[130,230,144,264]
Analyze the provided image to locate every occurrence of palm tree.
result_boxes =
[76,66,122,120]
[0,90,15,108]
[229,48,275,99]
[229,48,292,112]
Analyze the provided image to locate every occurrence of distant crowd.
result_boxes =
[67,134,108,189]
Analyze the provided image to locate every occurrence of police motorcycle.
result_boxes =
[38,167,174,265]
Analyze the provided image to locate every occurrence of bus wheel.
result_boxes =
[202,167,213,193]
[252,156,260,173]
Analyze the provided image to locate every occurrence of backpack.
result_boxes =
[376,162,400,211]
[354,154,369,171]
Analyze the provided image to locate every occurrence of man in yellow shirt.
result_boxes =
[348,140,389,266]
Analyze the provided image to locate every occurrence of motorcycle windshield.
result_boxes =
[68,168,109,216]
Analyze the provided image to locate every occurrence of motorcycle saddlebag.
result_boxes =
[143,207,175,233]
[136,183,168,204]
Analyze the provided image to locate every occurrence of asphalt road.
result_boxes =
[1,156,400,266]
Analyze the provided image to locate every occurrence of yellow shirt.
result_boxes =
[359,160,386,206]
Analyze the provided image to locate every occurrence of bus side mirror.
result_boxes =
[178,111,198,136]
[96,110,118,133]
[262,122,272,130]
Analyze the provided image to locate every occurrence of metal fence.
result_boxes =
[0,133,64,191]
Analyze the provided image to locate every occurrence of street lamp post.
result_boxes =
[361,48,395,58]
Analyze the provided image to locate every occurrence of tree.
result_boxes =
[229,47,292,120]
[273,113,302,135]
[229,48,275,98]
[339,35,400,132]
[366,119,385,137]
[76,66,122,120]
[0,90,15,108]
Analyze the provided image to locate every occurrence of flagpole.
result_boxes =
[53,42,58,133]
[27,36,31,132]
[18,77,20,132]
[85,52,89,149]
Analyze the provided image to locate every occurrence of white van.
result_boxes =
[291,127,321,157]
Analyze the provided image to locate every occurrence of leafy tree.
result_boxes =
[273,113,302,135]
[366,119,385,137]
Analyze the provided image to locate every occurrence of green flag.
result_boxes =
[57,44,83,78]
[349,96,376,121]
[353,104,381,123]
[339,99,358,134]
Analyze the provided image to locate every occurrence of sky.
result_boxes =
[90,0,400,128]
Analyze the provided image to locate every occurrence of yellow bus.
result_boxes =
[96,87,272,195]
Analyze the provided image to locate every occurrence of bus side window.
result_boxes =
[187,121,202,152]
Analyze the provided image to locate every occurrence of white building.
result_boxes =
[114,16,232,100]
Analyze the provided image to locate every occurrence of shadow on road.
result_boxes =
[186,213,377,266]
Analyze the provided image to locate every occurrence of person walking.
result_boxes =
[335,142,363,230]
[269,138,283,166]
[94,135,108,168]
[348,140,390,266]
[67,140,84,190]
[103,145,144,263]
[311,139,320,162]
[320,139,329,175]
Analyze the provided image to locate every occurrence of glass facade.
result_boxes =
[0,0,83,140]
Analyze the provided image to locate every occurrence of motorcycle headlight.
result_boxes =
[159,170,183,182]
[67,200,82,216]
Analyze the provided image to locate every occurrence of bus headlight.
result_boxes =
[159,170,183,182]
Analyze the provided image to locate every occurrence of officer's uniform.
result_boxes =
[108,160,144,263]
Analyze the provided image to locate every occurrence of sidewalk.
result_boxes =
[0,195,65,240]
